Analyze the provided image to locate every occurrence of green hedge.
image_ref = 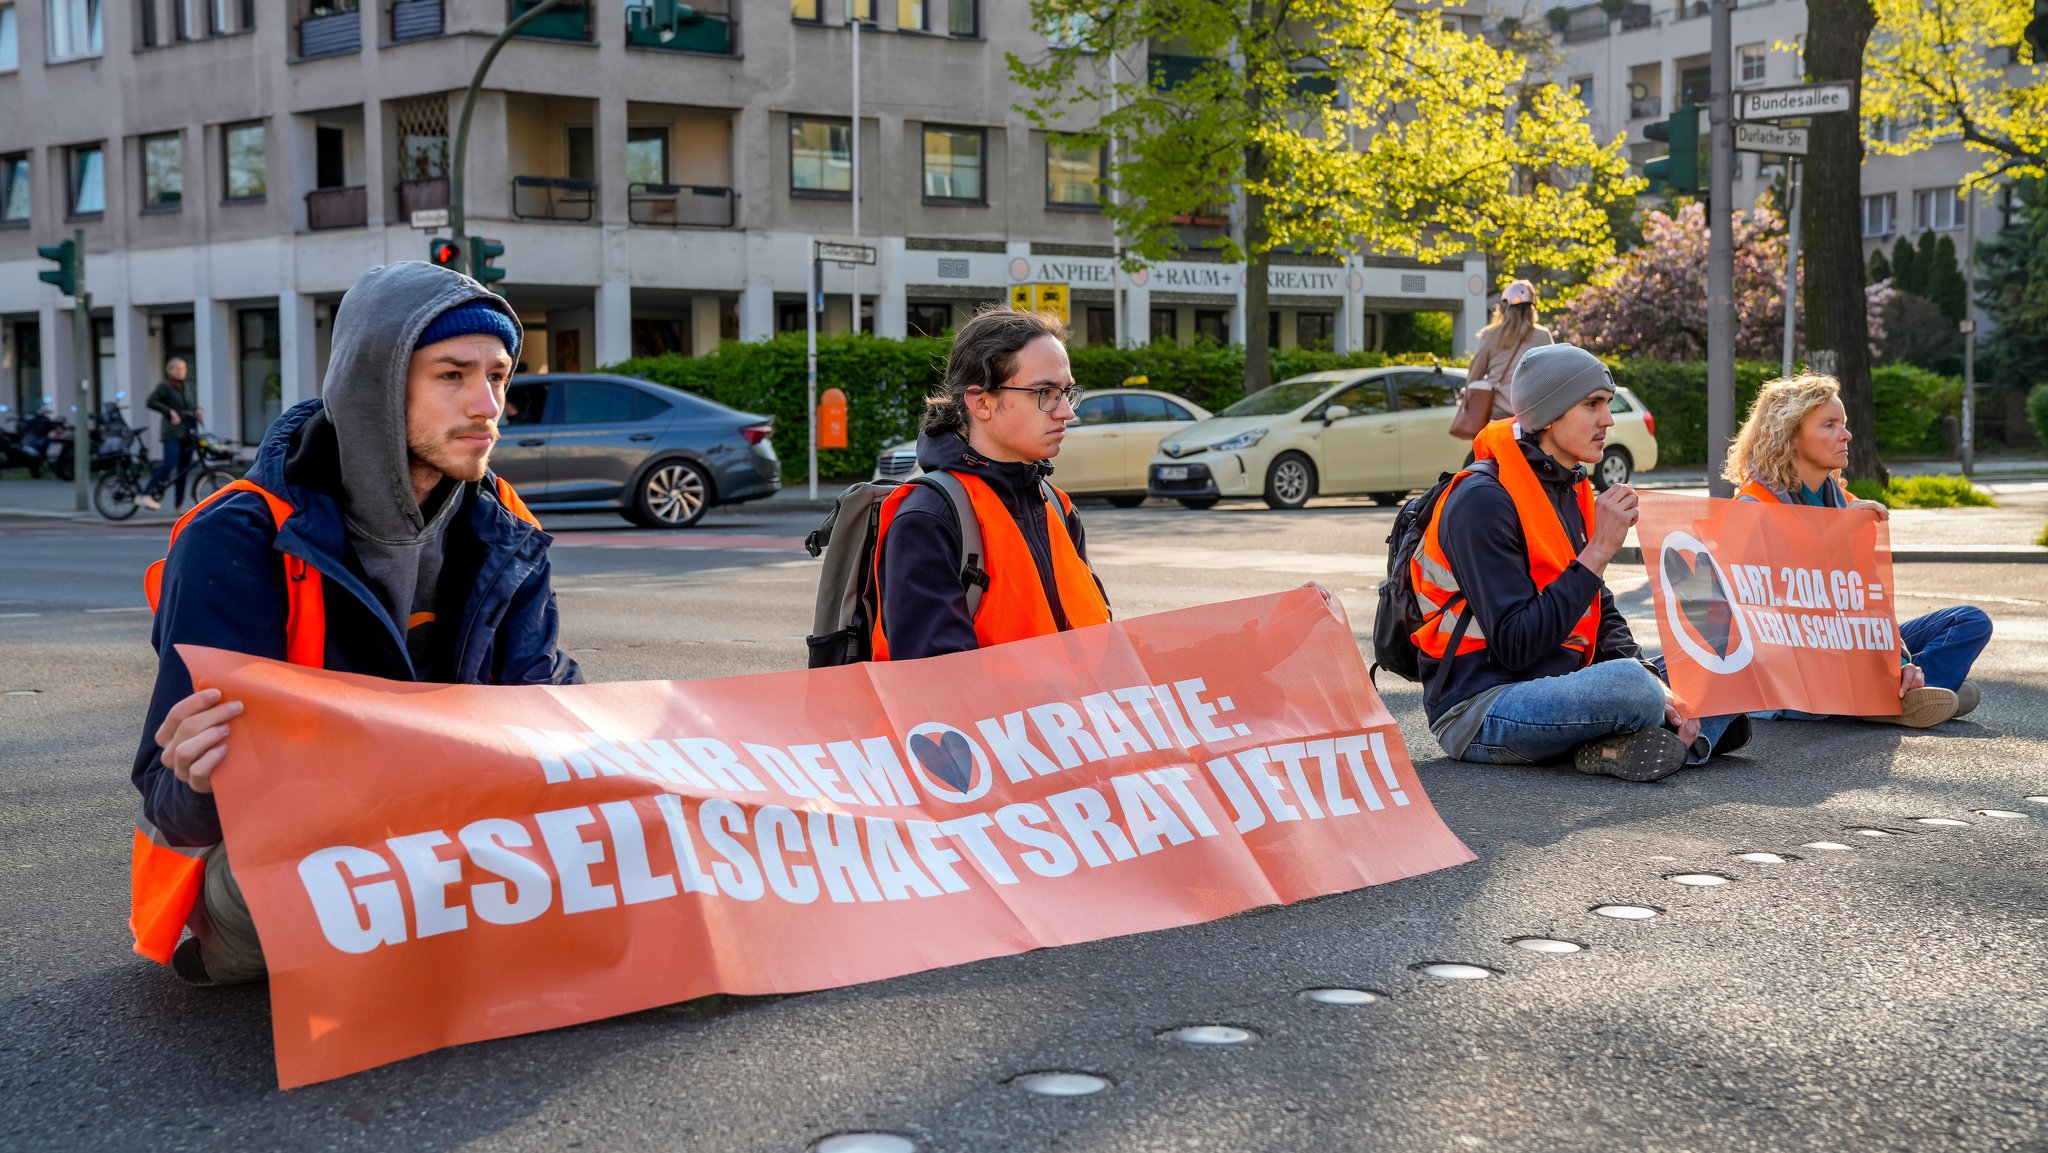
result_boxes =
[1612,360,1963,467]
[2029,383,2048,446]
[603,335,1449,481]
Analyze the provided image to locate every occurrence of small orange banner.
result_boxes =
[181,586,1473,1089]
[1637,492,1903,718]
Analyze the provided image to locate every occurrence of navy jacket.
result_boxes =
[133,399,581,846]
[877,431,1099,661]
[1419,436,1641,724]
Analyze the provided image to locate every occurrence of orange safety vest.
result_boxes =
[129,475,538,964]
[1410,419,1601,663]
[1738,479,1782,504]
[869,472,1111,661]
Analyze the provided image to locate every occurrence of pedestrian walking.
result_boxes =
[867,306,1111,660]
[139,357,200,510]
[1463,280,1554,424]
[130,261,581,987]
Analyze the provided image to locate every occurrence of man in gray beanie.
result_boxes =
[1411,343,1746,782]
[129,262,580,986]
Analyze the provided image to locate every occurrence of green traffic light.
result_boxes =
[1642,105,1702,195]
[37,239,79,297]
[469,236,507,287]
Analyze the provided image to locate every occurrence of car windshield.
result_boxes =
[1215,380,1333,417]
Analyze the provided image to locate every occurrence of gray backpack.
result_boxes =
[805,472,988,668]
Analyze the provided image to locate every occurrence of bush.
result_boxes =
[1870,365,1964,455]
[1845,478,1891,506]
[1847,475,1995,509]
[1612,359,1962,467]
[2029,383,2048,446]
[2036,522,2048,547]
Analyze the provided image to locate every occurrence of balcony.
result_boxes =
[1630,96,1662,119]
[1560,8,1610,41]
[298,4,362,58]
[389,0,443,40]
[1673,0,1708,19]
[625,0,733,54]
[306,186,368,230]
[629,183,735,228]
[511,0,592,40]
[512,176,596,221]
[1620,2,1654,28]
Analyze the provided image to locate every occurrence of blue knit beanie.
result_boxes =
[416,299,520,357]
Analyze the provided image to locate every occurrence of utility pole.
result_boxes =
[70,229,90,513]
[807,243,821,500]
[1706,0,1736,497]
[849,3,861,334]
[1780,158,1801,377]
[1961,186,1977,475]
[449,0,569,268]
[1109,48,1123,348]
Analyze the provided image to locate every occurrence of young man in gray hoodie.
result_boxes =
[132,261,581,985]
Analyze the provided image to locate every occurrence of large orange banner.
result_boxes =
[1637,492,1903,718]
[182,585,1473,1089]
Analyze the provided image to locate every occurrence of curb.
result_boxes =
[1616,545,2048,566]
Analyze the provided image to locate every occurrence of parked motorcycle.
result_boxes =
[0,405,48,477]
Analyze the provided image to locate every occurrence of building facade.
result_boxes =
[0,0,1488,452]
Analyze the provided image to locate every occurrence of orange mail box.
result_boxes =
[819,387,848,450]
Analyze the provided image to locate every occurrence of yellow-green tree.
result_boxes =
[1008,0,1642,392]
[1862,0,2046,181]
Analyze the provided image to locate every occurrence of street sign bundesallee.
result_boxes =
[815,240,877,265]
[1738,82,1854,121]
[1734,122,1810,156]
[409,208,450,230]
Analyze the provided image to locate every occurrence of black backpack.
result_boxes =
[1371,459,1494,689]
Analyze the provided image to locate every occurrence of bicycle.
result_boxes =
[94,424,238,521]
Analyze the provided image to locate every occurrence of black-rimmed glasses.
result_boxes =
[984,384,1084,412]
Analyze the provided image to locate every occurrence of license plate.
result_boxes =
[1157,466,1189,481]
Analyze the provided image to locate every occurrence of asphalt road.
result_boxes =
[3,498,2044,1153]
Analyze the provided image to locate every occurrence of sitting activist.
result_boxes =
[1414,343,1748,782]
[1726,373,1989,727]
[132,261,581,986]
[870,305,1110,660]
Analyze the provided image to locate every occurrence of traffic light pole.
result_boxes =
[1706,0,1737,498]
[448,0,569,270]
[806,243,820,500]
[69,228,90,513]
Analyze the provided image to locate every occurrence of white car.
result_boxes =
[873,388,1211,506]
[1146,368,1659,510]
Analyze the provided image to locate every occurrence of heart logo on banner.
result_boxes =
[1661,546,1738,658]
[910,730,977,793]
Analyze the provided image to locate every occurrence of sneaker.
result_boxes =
[137,493,161,511]
[1865,686,1959,728]
[1710,713,1754,758]
[1573,727,1690,782]
[1953,681,1981,718]
[170,936,214,987]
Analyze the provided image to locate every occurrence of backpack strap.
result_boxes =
[913,471,989,618]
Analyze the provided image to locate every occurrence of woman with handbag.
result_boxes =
[1452,280,1553,439]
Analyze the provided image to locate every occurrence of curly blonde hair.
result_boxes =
[1723,373,1843,494]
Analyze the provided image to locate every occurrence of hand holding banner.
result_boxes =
[182,585,1473,1088]
[1636,492,1903,718]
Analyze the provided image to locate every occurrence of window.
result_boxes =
[1149,308,1177,344]
[1571,75,1593,108]
[1318,379,1390,418]
[1862,192,1896,237]
[561,382,648,424]
[897,0,921,29]
[1679,64,1710,107]
[502,381,552,426]
[627,126,669,185]
[791,0,818,20]
[0,3,15,69]
[1914,186,1961,231]
[1397,372,1460,410]
[849,0,871,21]
[1,153,27,223]
[1739,44,1765,83]
[1046,135,1102,208]
[46,0,100,58]
[1044,7,1092,47]
[238,306,280,445]
[138,0,157,46]
[1085,307,1114,346]
[922,125,984,203]
[906,302,951,337]
[1296,312,1334,351]
[173,0,198,37]
[947,0,973,35]
[142,132,181,210]
[564,124,594,182]
[790,116,851,195]
[207,0,227,33]
[1073,395,1118,425]
[69,143,105,215]
[1122,393,1192,422]
[224,121,265,200]
[315,126,345,188]
[1194,310,1229,345]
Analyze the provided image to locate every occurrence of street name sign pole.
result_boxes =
[1707,0,1736,497]
[808,239,878,497]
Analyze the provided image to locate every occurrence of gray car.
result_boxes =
[494,374,779,527]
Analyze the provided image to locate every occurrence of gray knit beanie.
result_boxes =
[1511,344,1614,433]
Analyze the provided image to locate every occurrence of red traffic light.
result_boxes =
[428,238,464,270]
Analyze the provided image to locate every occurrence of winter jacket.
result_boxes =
[147,379,199,443]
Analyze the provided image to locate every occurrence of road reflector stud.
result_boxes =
[1164,1025,1256,1044]
[1012,1072,1111,1097]
[1974,809,2029,819]
[1508,937,1585,954]
[1734,852,1795,863]
[1592,905,1663,920]
[1303,987,1384,1005]
[1412,962,1497,979]
[1801,841,1853,851]
[1667,873,1732,886]
[1910,817,1971,827]
[813,1134,918,1153]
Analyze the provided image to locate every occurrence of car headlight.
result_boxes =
[1210,429,1267,452]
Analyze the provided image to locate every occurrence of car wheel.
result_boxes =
[1177,497,1220,511]
[629,459,712,527]
[1106,495,1146,509]
[1369,490,1407,507]
[93,472,139,521]
[1263,452,1316,510]
[1595,447,1633,491]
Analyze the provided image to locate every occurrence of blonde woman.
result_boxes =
[1725,374,1990,727]
[1465,280,1554,421]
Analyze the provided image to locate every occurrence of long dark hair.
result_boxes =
[922,306,1069,435]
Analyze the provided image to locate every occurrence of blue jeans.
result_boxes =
[1460,659,1737,766]
[1755,604,1991,719]
[146,437,186,502]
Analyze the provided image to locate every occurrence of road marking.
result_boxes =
[1088,543,1387,575]
[84,606,150,614]
[550,532,795,552]
[0,612,39,619]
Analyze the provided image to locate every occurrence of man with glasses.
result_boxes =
[867,305,1111,661]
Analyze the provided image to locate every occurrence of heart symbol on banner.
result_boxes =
[910,730,977,793]
[1661,546,1737,658]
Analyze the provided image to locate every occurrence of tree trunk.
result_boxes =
[1800,0,1884,483]
[1244,140,1272,395]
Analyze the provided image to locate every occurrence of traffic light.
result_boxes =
[37,239,79,297]
[1643,104,1701,195]
[468,236,507,287]
[429,237,465,271]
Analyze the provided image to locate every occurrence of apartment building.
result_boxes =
[0,0,1486,450]
[1538,0,2028,275]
